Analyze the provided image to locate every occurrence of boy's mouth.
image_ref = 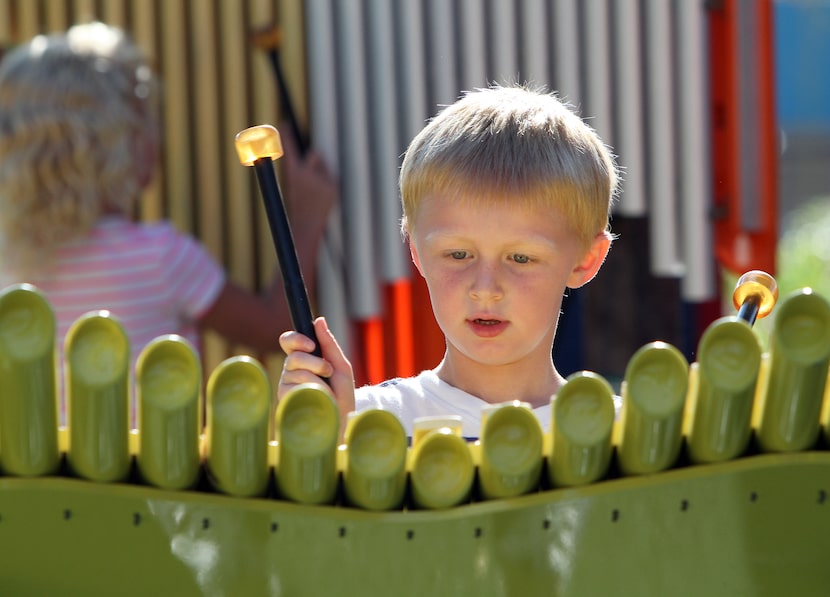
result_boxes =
[468,317,508,337]
[473,318,501,325]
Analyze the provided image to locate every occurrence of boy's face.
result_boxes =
[409,193,608,371]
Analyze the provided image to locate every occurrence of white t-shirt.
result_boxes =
[356,369,623,439]
[355,369,553,439]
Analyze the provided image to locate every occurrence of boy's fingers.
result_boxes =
[279,329,316,355]
[314,317,350,368]
[279,369,331,392]
[282,350,333,379]
[278,357,334,401]
[278,316,355,416]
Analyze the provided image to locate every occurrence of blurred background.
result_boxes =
[0,0,827,389]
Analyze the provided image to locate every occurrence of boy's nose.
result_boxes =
[468,264,503,301]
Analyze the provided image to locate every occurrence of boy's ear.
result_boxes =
[409,238,425,277]
[567,233,612,289]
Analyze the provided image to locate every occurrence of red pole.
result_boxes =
[710,0,778,278]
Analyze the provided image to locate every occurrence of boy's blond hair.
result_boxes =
[0,22,159,270]
[400,84,619,250]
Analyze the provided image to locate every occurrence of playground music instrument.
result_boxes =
[1,272,829,594]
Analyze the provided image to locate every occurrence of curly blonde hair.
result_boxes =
[400,84,619,251]
[0,22,159,271]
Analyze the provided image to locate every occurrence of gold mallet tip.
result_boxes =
[732,270,779,319]
[234,124,284,166]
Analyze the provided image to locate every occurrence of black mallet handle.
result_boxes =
[250,25,308,155]
[235,124,320,357]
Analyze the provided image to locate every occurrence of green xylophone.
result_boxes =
[0,270,829,596]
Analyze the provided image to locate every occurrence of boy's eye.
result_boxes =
[511,254,531,264]
[449,250,468,260]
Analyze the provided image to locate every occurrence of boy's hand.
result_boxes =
[279,316,356,430]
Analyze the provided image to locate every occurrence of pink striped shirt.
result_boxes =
[0,217,225,421]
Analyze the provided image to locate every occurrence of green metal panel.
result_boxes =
[1,286,829,596]
[0,452,828,596]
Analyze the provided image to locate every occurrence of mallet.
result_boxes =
[234,124,321,357]
[250,25,308,156]
[732,270,779,326]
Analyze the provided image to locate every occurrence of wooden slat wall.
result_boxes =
[0,0,302,382]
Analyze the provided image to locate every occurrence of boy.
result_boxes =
[278,84,619,437]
